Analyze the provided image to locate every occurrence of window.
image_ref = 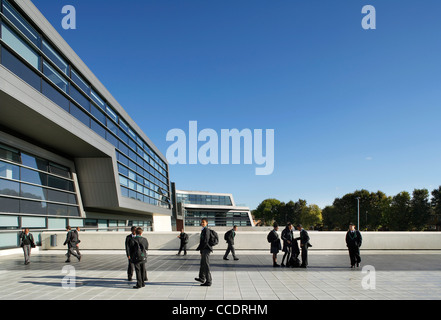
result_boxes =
[0,196,19,213]
[70,103,90,127]
[2,23,40,70]
[0,161,20,180]
[43,60,68,92]
[49,163,70,178]
[91,90,105,110]
[42,80,70,112]
[71,69,89,95]
[21,167,47,186]
[21,153,48,172]
[91,119,106,139]
[20,199,47,215]
[1,46,40,90]
[0,179,19,196]
[20,183,46,201]
[47,175,73,192]
[106,105,118,122]
[42,40,68,74]
[70,85,90,112]
[91,103,106,125]
[2,0,41,46]
[0,144,20,163]
[21,216,46,228]
[47,203,67,216]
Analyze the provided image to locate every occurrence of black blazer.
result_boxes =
[125,234,135,257]
[63,230,78,246]
[179,232,189,244]
[296,229,310,246]
[225,229,235,245]
[20,232,35,248]
[346,230,362,248]
[196,227,212,252]
[129,236,149,263]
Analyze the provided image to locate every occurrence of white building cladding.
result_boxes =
[0,0,172,248]
[176,190,254,227]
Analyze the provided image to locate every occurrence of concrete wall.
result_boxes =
[41,231,441,251]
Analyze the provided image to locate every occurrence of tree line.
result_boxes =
[252,186,441,231]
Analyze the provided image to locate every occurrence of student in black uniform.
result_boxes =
[346,223,362,268]
[125,226,137,281]
[177,228,189,256]
[19,228,35,265]
[281,223,294,267]
[129,227,149,289]
[223,225,239,261]
[268,222,282,267]
[295,224,311,268]
[195,218,213,286]
[63,226,81,263]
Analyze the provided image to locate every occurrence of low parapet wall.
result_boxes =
[40,231,441,251]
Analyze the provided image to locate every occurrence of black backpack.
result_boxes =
[267,231,276,243]
[208,229,219,247]
[131,239,146,263]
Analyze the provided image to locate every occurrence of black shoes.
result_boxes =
[223,257,229,260]
[195,278,205,284]
[273,263,280,267]
[234,258,239,261]
[201,282,212,287]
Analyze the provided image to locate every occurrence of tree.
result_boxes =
[300,204,322,229]
[385,191,411,231]
[252,198,281,226]
[410,189,431,230]
[431,186,441,230]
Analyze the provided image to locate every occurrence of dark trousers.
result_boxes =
[22,245,31,264]
[282,246,291,265]
[301,245,308,267]
[66,244,80,261]
[134,262,147,288]
[127,259,135,279]
[178,242,187,255]
[199,249,212,284]
[348,246,361,266]
[223,243,236,259]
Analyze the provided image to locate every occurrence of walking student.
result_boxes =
[267,222,282,267]
[19,228,35,265]
[195,218,213,286]
[177,228,189,256]
[223,225,239,261]
[129,227,149,289]
[281,223,293,267]
[63,226,81,263]
[346,223,362,268]
[125,226,137,281]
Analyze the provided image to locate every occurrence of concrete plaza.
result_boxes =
[0,250,441,300]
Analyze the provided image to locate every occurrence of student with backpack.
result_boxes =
[195,218,217,286]
[223,225,239,261]
[177,228,189,256]
[129,227,149,289]
[267,222,282,267]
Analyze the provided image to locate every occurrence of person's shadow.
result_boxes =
[20,275,195,289]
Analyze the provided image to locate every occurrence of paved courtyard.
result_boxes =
[1,250,441,300]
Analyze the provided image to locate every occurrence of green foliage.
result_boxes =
[254,186,441,231]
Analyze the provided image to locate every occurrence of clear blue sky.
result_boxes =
[33,0,441,210]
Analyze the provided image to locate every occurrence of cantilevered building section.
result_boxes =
[176,190,255,228]
[0,0,172,248]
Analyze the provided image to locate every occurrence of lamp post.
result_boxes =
[356,197,360,230]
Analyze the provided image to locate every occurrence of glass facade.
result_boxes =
[0,143,80,218]
[184,211,252,227]
[177,193,233,206]
[0,0,170,209]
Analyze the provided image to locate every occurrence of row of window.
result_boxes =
[117,151,169,193]
[177,194,233,206]
[0,0,169,184]
[120,186,170,209]
[0,196,80,217]
[185,211,252,226]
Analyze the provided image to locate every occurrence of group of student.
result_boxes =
[18,219,363,289]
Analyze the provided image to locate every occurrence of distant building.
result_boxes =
[174,189,254,229]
